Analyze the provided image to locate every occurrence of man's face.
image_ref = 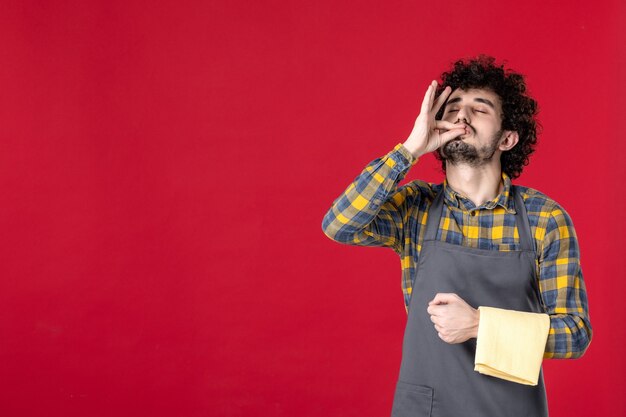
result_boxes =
[438,87,505,167]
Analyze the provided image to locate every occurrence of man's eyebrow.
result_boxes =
[445,96,496,110]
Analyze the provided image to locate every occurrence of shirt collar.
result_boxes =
[442,172,516,214]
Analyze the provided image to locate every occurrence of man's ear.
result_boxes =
[499,131,519,151]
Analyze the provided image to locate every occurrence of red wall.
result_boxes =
[0,1,623,416]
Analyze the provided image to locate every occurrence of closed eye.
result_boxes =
[448,109,487,114]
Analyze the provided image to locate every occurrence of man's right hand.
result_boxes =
[402,80,470,159]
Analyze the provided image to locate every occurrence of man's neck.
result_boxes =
[445,162,504,208]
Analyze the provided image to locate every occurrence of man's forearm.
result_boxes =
[321,143,417,245]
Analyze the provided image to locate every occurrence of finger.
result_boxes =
[434,120,465,131]
[428,80,437,111]
[431,85,451,115]
[427,305,443,316]
[420,84,433,114]
[439,127,467,143]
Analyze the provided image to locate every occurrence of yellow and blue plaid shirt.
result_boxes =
[322,143,592,359]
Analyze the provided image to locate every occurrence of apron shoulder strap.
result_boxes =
[512,185,536,253]
[423,185,445,242]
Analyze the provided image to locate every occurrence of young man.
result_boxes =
[321,55,592,417]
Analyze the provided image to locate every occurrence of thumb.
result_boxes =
[430,293,457,305]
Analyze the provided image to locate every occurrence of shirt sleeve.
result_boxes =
[539,204,593,359]
[474,202,593,384]
[474,307,550,386]
[321,143,419,255]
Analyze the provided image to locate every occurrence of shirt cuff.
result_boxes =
[474,306,550,386]
[392,143,418,167]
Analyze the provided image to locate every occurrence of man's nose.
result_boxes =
[455,107,470,125]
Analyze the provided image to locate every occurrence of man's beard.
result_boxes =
[438,128,503,168]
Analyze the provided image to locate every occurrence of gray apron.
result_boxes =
[390,185,549,417]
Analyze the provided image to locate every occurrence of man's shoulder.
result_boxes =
[514,184,580,250]
[513,183,566,216]
[403,179,439,200]
[386,179,439,210]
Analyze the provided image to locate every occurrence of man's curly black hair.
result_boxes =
[434,54,541,179]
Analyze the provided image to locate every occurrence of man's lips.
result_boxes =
[446,124,472,140]
[460,125,472,138]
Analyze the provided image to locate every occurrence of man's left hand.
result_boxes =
[426,293,480,344]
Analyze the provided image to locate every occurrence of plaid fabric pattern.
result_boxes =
[322,143,592,359]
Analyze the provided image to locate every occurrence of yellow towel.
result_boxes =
[474,306,550,386]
